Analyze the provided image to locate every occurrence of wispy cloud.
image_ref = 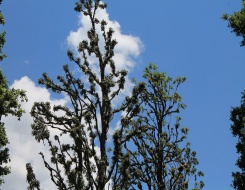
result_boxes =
[24,60,29,65]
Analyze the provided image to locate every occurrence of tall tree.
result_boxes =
[26,1,204,189]
[26,0,142,189]
[222,0,245,46]
[0,0,27,185]
[113,64,204,190]
[230,91,245,190]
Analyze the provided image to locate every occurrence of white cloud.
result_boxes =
[67,6,143,72]
[2,77,102,189]
[67,5,143,120]
[67,6,144,144]
[1,76,66,190]
[24,60,29,65]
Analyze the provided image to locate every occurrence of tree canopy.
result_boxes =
[223,0,245,46]
[230,91,245,190]
[26,1,203,190]
[114,64,204,190]
[26,0,143,189]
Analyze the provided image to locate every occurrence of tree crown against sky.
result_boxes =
[26,0,143,189]
[25,0,203,189]
[3,0,244,189]
[113,63,204,190]
[223,0,245,46]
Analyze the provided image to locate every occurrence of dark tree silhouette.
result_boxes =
[26,0,142,189]
[223,0,245,46]
[230,91,245,190]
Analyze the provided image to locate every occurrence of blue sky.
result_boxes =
[1,0,244,189]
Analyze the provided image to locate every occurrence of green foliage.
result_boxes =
[26,163,41,190]
[26,0,142,189]
[0,70,27,120]
[230,91,245,190]
[26,1,203,189]
[222,0,245,46]
[0,0,27,185]
[114,64,204,190]
[0,122,10,185]
[0,0,6,62]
